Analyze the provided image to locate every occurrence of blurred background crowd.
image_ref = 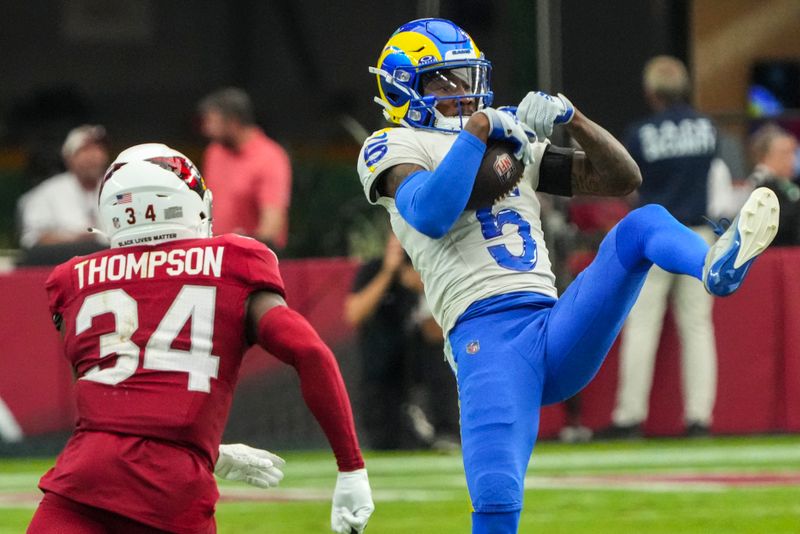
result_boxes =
[1,0,799,452]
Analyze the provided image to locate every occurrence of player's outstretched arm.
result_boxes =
[215,443,285,488]
[246,291,375,533]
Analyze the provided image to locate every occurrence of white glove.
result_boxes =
[475,107,535,165]
[215,443,285,489]
[331,468,374,534]
[497,106,538,141]
[516,91,575,139]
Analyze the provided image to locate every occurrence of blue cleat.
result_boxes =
[703,187,779,296]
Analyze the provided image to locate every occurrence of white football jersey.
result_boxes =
[357,127,558,361]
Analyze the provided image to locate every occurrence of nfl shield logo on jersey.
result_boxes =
[466,340,480,354]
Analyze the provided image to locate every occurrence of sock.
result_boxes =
[472,510,521,534]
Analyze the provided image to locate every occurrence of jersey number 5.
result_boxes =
[75,286,220,392]
[476,207,538,271]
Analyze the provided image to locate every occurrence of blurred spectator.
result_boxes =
[598,56,735,440]
[747,124,800,246]
[17,125,109,254]
[198,87,292,250]
[344,234,459,450]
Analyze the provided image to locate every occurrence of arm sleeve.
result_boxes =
[394,130,486,238]
[257,305,364,471]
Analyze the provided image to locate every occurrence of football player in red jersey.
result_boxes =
[27,144,374,534]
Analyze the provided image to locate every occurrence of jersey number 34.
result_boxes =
[75,286,220,393]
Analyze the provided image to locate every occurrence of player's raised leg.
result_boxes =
[541,188,778,405]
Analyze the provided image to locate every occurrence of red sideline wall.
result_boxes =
[1,250,799,441]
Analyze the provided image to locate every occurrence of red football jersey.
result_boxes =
[39,234,284,533]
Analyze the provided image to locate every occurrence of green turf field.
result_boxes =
[2,435,800,533]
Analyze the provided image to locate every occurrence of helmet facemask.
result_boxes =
[371,61,493,133]
[415,65,491,131]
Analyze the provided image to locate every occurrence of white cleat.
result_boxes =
[703,187,779,296]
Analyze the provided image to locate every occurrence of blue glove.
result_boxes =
[517,91,575,139]
[475,107,534,165]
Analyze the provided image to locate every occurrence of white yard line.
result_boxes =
[3,442,800,509]
[524,476,726,493]
[530,444,800,470]
[0,474,41,490]
[299,443,800,476]
[523,503,800,524]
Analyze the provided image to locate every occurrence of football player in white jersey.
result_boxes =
[357,18,779,534]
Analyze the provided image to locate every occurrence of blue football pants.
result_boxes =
[448,205,710,532]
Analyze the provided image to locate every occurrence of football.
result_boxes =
[465,140,525,210]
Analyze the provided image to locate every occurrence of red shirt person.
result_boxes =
[28,144,373,534]
[199,87,292,250]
